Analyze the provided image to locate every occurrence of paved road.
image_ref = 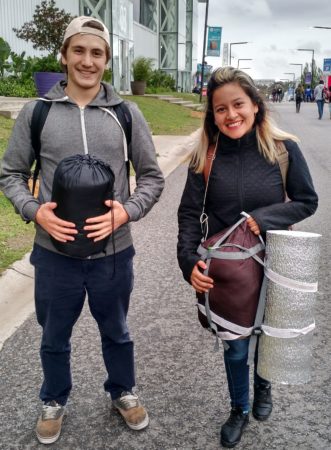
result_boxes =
[0,102,330,449]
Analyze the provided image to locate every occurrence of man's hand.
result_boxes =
[190,260,214,294]
[246,216,261,235]
[84,200,129,242]
[35,202,78,242]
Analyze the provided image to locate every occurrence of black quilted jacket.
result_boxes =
[177,129,318,283]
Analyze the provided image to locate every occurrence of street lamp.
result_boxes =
[297,48,315,87]
[229,42,249,66]
[237,58,252,69]
[313,26,331,29]
[290,63,303,79]
[284,72,295,86]
[199,0,209,103]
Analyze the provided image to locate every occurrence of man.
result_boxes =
[314,79,326,119]
[0,16,164,444]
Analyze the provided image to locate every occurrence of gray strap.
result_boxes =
[247,275,268,365]
[205,243,265,260]
[203,260,220,351]
[212,216,246,247]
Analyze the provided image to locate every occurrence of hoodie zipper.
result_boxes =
[79,106,89,154]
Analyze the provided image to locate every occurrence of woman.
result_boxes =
[295,83,304,113]
[177,67,318,448]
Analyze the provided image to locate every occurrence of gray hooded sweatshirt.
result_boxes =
[0,81,164,257]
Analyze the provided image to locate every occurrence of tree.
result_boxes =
[13,0,74,57]
[0,37,11,76]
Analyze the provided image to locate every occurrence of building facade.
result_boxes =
[0,0,199,92]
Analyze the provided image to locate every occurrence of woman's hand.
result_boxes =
[35,202,78,242]
[246,216,261,235]
[84,200,129,242]
[190,260,214,293]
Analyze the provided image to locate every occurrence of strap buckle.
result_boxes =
[252,326,262,336]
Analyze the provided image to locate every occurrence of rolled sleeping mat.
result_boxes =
[257,230,321,384]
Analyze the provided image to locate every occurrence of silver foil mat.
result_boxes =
[257,230,321,384]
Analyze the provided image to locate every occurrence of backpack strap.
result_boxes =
[203,144,216,183]
[275,142,289,190]
[112,102,132,148]
[30,100,52,196]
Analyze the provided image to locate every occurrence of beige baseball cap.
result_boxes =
[63,16,110,48]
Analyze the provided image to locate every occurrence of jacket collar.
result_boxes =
[217,128,258,152]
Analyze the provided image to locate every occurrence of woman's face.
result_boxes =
[212,82,259,139]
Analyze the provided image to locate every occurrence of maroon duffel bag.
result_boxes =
[196,216,265,339]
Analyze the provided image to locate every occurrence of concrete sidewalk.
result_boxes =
[0,131,200,350]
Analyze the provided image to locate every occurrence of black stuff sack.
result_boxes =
[51,154,115,258]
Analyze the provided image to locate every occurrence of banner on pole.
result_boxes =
[207,27,222,57]
[305,72,312,84]
[323,58,331,74]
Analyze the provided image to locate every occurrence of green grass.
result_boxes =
[0,116,14,159]
[123,95,202,134]
[0,97,202,273]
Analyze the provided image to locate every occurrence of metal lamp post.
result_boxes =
[297,49,315,87]
[284,72,295,87]
[229,42,248,66]
[199,0,209,103]
[290,63,303,81]
[237,58,252,69]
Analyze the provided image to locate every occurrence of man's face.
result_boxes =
[61,34,108,90]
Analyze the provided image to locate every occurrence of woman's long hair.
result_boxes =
[190,67,299,173]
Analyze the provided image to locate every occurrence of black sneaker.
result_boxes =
[252,382,273,421]
[220,407,249,448]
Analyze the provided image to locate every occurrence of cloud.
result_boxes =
[199,0,331,80]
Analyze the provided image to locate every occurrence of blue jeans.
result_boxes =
[316,99,324,119]
[30,244,135,405]
[223,338,267,411]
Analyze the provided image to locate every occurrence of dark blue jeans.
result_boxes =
[223,338,267,412]
[316,99,324,119]
[30,244,135,405]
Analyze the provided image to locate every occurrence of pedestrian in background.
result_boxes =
[327,85,331,119]
[304,85,312,102]
[177,67,318,448]
[0,16,164,444]
[295,83,304,113]
[314,79,326,119]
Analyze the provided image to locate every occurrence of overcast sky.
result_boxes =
[198,0,331,81]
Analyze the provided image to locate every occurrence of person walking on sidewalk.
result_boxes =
[0,16,164,445]
[295,83,304,113]
[327,85,331,119]
[314,79,326,119]
[177,67,318,448]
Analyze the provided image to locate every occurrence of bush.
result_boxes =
[31,55,62,73]
[132,57,154,81]
[0,77,36,97]
[147,69,176,92]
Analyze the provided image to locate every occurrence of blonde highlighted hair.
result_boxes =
[189,67,299,173]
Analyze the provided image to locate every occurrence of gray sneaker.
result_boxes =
[112,392,149,430]
[36,401,65,444]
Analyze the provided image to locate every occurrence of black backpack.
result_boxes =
[30,100,132,196]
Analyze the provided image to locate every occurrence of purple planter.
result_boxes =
[34,72,65,97]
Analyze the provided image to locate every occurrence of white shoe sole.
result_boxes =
[125,412,149,431]
[36,429,61,444]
